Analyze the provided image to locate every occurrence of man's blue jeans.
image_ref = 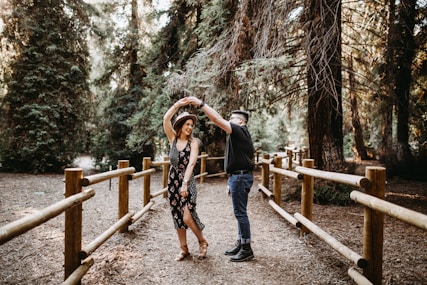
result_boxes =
[228,173,253,245]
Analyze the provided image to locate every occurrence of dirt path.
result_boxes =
[0,171,426,284]
[82,175,356,285]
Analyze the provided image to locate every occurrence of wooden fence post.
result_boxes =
[64,168,83,282]
[300,159,314,236]
[273,156,282,206]
[298,149,303,166]
[143,157,151,206]
[287,149,292,170]
[163,156,169,198]
[200,151,207,184]
[118,160,130,233]
[261,153,270,189]
[363,166,386,285]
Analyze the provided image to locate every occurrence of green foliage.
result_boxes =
[314,182,354,206]
[343,132,355,158]
[195,0,232,46]
[127,75,168,156]
[0,0,90,173]
[90,87,148,172]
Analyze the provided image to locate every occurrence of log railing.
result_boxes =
[0,150,225,285]
[5,147,422,285]
[258,157,427,285]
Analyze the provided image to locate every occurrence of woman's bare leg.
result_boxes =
[176,228,187,247]
[183,206,208,258]
[183,206,205,242]
[175,228,189,261]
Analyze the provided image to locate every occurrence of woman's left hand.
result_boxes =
[180,184,188,197]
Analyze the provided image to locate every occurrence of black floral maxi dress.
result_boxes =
[168,139,205,230]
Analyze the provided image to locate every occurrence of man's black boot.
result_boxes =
[230,243,254,262]
[224,240,241,256]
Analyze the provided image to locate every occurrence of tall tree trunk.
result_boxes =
[129,0,152,160]
[304,0,344,171]
[380,0,396,162]
[394,0,416,165]
[229,0,254,102]
[130,0,145,88]
[348,55,369,161]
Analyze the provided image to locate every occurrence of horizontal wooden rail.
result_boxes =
[62,257,94,285]
[131,201,155,224]
[284,146,306,151]
[206,172,226,178]
[295,166,371,189]
[80,212,134,259]
[259,157,274,164]
[294,213,367,268]
[150,160,169,167]
[351,190,427,231]
[258,184,274,199]
[130,168,156,180]
[194,172,208,179]
[348,267,373,285]
[206,156,224,160]
[151,187,167,198]
[0,189,95,245]
[270,165,303,180]
[81,167,135,186]
[269,200,300,227]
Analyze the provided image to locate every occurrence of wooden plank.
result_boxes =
[131,201,155,224]
[130,168,156,180]
[258,184,274,199]
[80,213,134,259]
[351,190,427,231]
[269,200,299,227]
[81,167,135,186]
[295,166,370,188]
[348,267,373,285]
[270,166,303,180]
[151,187,167,198]
[0,189,94,245]
[294,213,367,268]
[62,257,94,285]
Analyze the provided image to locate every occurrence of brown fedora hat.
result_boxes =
[173,112,197,131]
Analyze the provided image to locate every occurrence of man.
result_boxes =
[186,96,255,262]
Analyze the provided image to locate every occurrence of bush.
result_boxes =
[314,182,354,206]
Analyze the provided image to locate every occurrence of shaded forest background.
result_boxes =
[0,0,426,180]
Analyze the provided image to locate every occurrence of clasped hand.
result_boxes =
[176,96,201,107]
[180,185,188,197]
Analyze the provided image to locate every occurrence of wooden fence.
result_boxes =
[258,154,427,285]
[1,147,425,284]
[0,151,226,284]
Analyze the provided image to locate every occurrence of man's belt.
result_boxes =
[229,170,252,176]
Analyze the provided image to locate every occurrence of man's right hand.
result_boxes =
[186,96,202,107]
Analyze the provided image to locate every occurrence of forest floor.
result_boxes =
[0,160,426,285]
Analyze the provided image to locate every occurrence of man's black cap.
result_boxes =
[231,110,249,122]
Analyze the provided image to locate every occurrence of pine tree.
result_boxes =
[0,0,90,173]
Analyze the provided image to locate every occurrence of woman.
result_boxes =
[163,98,208,261]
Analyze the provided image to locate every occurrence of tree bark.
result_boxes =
[304,0,344,171]
[348,55,369,161]
[394,0,416,164]
[380,0,396,162]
